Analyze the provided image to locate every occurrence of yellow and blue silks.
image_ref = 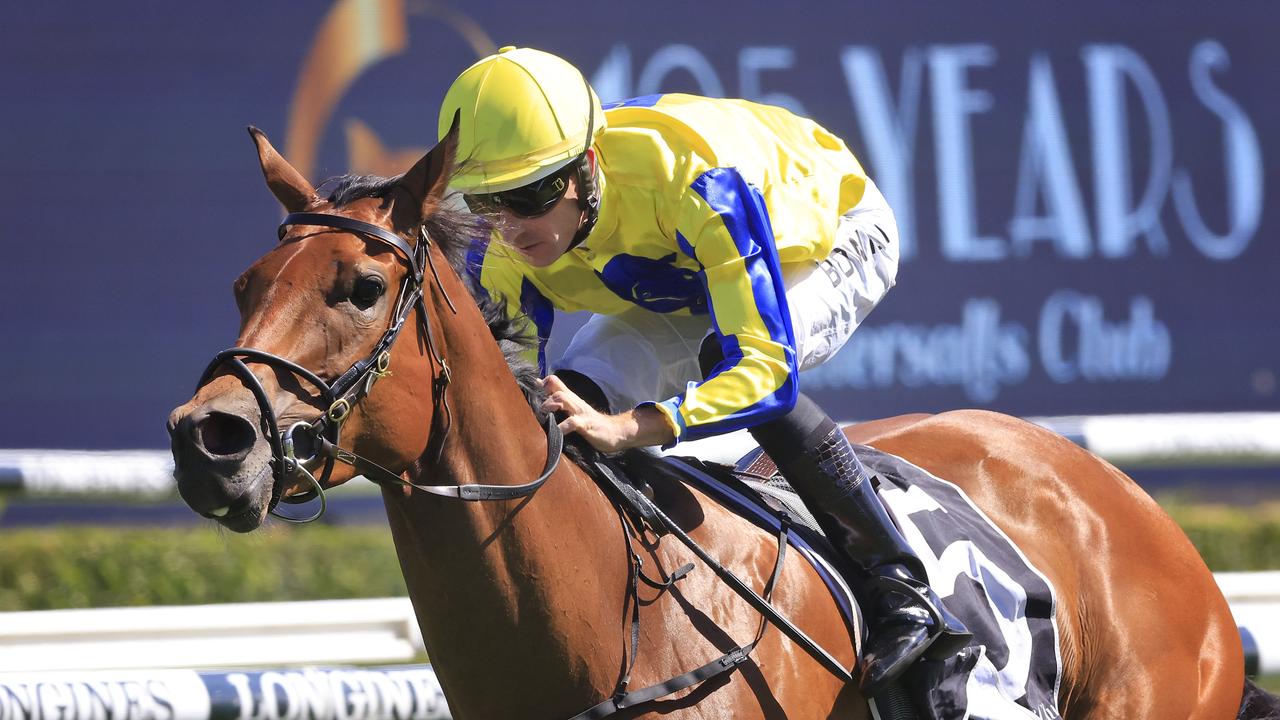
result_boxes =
[467,93,870,444]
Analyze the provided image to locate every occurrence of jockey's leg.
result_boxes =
[745,392,971,696]
[733,180,971,691]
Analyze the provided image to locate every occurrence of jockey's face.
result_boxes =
[496,152,594,268]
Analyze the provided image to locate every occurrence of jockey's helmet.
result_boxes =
[439,46,605,195]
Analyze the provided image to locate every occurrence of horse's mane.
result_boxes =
[324,173,655,474]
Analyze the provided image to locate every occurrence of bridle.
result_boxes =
[197,211,562,522]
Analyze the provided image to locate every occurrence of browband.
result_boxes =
[280,212,421,280]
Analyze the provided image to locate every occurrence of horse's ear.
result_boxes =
[248,126,318,213]
[392,111,459,234]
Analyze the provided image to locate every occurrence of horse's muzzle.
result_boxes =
[168,394,275,531]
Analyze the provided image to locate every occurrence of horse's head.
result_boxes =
[167,123,462,532]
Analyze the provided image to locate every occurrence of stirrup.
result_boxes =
[865,574,972,660]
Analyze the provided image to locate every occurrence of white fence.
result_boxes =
[0,598,424,673]
[0,575,1275,720]
[1219,571,1280,677]
[0,449,177,497]
[0,666,450,720]
[1027,412,1280,466]
[3,412,1279,497]
[0,600,441,720]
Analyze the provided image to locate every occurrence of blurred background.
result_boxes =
[0,0,1277,705]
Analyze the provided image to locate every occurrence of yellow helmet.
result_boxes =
[439,46,605,194]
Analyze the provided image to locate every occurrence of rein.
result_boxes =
[197,212,562,521]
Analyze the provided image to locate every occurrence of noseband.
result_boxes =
[197,212,561,522]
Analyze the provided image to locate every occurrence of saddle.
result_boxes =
[595,445,865,638]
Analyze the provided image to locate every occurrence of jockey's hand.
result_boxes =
[539,374,676,453]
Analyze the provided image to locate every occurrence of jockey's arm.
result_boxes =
[553,166,799,453]
[540,375,675,452]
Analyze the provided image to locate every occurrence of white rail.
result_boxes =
[0,666,450,720]
[4,412,1278,496]
[1218,571,1280,677]
[0,575,1273,720]
[1027,412,1280,465]
[0,598,423,673]
[0,449,176,497]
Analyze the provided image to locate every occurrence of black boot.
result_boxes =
[769,420,971,697]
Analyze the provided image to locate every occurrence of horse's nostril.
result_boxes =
[195,411,257,458]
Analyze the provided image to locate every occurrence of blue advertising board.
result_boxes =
[1,1,1275,448]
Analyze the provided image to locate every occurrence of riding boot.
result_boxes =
[754,411,971,697]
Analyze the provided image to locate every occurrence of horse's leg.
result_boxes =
[1045,457,1243,718]
[860,410,1244,720]
[1058,461,1244,720]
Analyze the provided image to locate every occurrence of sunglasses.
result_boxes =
[465,164,574,218]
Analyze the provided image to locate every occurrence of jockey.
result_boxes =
[438,46,968,694]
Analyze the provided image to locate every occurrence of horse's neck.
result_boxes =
[382,274,627,716]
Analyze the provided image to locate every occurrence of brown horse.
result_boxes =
[168,126,1256,719]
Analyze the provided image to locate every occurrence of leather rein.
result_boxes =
[197,212,562,522]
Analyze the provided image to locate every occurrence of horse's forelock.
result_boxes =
[321,172,482,270]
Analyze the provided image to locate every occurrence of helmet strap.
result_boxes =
[569,154,599,250]
[569,74,599,250]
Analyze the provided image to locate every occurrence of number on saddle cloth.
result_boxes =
[856,446,1064,720]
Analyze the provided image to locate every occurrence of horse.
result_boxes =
[167,124,1264,720]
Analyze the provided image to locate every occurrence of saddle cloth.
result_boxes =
[659,446,1064,720]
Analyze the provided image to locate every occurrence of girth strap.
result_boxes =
[569,487,801,720]
[584,462,852,705]
[570,647,755,720]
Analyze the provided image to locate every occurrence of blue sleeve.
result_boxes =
[640,167,799,446]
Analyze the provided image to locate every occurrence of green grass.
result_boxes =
[1159,497,1280,572]
[0,495,1277,611]
[0,524,406,611]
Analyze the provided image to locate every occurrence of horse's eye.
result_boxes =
[351,276,386,310]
